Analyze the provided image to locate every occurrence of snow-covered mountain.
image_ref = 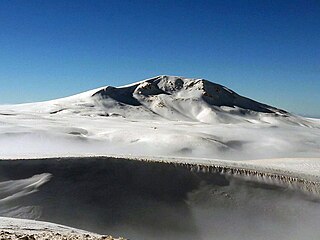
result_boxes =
[0,75,319,159]
[4,75,312,126]
[1,76,320,240]
[90,75,285,123]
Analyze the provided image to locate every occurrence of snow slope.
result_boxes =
[0,217,123,240]
[0,75,319,159]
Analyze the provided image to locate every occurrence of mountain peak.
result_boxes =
[5,76,314,127]
[91,75,282,115]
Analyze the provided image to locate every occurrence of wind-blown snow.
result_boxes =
[0,173,51,203]
[0,173,51,219]
[0,75,319,160]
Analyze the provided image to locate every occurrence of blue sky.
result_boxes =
[0,0,319,117]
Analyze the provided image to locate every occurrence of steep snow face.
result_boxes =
[0,75,319,159]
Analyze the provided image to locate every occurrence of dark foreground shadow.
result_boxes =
[0,158,227,239]
[1,157,320,240]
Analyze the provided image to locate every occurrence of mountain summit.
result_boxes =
[86,75,291,124]
[1,75,319,159]
[92,75,285,115]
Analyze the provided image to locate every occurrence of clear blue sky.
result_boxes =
[0,0,319,117]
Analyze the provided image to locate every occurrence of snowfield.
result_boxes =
[0,75,320,240]
[0,217,124,240]
[0,75,319,160]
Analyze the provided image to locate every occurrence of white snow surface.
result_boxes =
[0,217,124,239]
[0,75,319,162]
[0,217,95,234]
[0,75,319,160]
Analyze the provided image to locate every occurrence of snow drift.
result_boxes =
[0,216,123,240]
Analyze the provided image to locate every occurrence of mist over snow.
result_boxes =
[0,75,319,160]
